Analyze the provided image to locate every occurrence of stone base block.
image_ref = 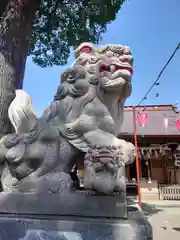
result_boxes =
[0,192,152,240]
[0,207,152,240]
[0,191,127,218]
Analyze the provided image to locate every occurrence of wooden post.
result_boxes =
[133,106,142,208]
[173,155,177,184]
[147,159,152,183]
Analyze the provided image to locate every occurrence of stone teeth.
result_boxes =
[110,65,116,72]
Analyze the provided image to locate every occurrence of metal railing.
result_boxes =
[159,183,180,200]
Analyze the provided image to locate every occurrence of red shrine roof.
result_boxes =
[121,104,180,137]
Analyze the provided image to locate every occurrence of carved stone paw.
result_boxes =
[114,175,126,192]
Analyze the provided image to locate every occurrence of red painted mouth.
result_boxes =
[98,156,114,159]
[99,62,133,75]
[110,64,133,75]
[120,57,130,63]
[79,46,92,54]
[97,151,115,159]
[99,151,111,154]
[99,64,110,73]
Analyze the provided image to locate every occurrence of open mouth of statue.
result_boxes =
[99,64,110,73]
[79,46,92,54]
[110,63,133,75]
[99,62,133,75]
[98,155,114,159]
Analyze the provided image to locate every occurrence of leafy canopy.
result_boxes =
[29,0,126,67]
[0,0,126,67]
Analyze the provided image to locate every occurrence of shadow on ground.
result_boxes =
[127,198,163,217]
[141,202,163,216]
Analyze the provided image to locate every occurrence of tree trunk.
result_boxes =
[0,0,9,19]
[0,0,39,137]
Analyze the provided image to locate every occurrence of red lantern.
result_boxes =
[176,120,180,131]
[137,113,148,128]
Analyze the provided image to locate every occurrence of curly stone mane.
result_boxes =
[40,61,100,133]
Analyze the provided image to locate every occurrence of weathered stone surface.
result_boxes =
[0,206,152,240]
[0,192,127,218]
[0,193,152,240]
[0,42,152,240]
[0,42,135,194]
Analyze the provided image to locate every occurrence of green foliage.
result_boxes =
[29,0,126,67]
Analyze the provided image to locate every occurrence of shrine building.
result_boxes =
[121,104,180,200]
[77,104,180,201]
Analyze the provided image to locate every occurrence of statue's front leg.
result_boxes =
[56,138,81,174]
[114,140,135,192]
[114,165,126,192]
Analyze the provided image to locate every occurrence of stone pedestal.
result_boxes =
[0,192,152,240]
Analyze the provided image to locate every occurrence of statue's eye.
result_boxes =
[67,71,77,82]
[88,56,97,64]
[113,53,119,57]
[69,71,76,78]
[76,57,83,62]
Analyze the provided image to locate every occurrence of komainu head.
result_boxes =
[73,42,133,99]
[83,144,125,194]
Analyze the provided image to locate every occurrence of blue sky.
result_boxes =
[23,0,180,116]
